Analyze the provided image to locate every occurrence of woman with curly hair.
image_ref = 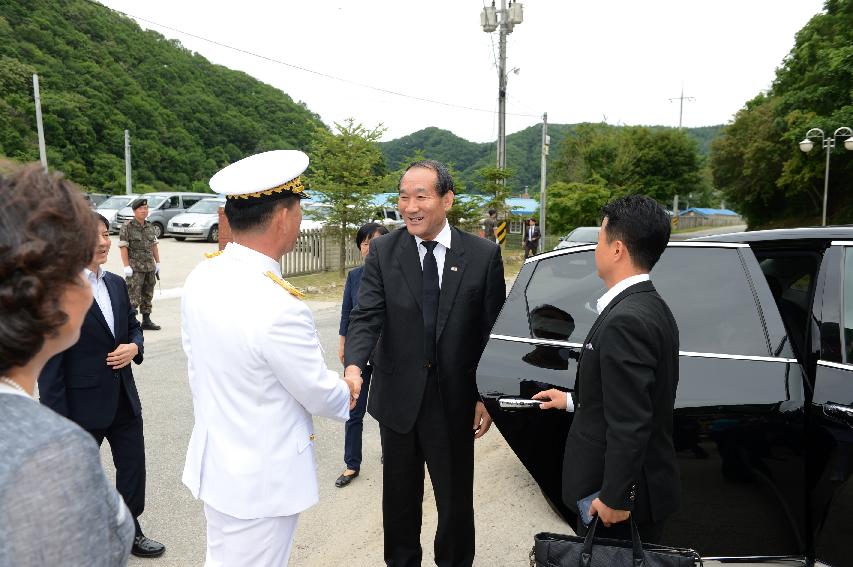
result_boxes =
[0,165,134,566]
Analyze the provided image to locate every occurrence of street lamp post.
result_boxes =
[799,126,853,226]
[481,0,523,170]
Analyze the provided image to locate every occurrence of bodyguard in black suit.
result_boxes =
[39,213,165,558]
[345,160,505,567]
[534,195,680,543]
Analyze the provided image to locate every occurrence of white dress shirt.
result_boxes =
[86,267,114,336]
[596,273,650,314]
[414,221,452,288]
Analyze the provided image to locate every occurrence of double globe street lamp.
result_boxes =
[799,127,853,226]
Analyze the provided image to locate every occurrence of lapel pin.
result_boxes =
[450,266,458,271]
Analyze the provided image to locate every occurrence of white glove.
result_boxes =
[155,263,161,275]
[123,266,133,278]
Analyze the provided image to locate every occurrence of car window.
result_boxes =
[494,246,770,357]
[653,247,768,356]
[99,196,134,209]
[146,195,167,209]
[842,249,853,363]
[569,227,599,242]
[492,250,603,343]
[188,200,224,214]
[182,196,203,209]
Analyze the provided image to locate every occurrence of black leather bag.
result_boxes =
[531,518,702,567]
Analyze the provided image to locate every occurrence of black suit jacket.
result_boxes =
[345,226,505,435]
[39,271,144,431]
[523,226,541,244]
[562,280,680,525]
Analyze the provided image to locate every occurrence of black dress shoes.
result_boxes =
[335,470,359,487]
[132,535,165,558]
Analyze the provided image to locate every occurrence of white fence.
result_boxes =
[280,229,361,277]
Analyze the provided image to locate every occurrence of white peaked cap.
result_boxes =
[210,150,309,200]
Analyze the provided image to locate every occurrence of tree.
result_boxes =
[477,166,515,213]
[546,179,611,235]
[710,1,853,227]
[307,119,385,276]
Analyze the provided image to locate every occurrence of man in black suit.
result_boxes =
[344,160,505,567]
[534,195,680,543]
[522,218,541,258]
[39,213,165,558]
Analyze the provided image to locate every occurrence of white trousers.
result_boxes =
[204,503,299,567]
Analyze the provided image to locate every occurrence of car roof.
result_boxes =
[690,226,853,244]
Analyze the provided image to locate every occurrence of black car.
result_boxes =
[477,227,853,565]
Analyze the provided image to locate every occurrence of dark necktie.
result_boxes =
[421,240,440,364]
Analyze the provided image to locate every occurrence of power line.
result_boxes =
[98,1,541,118]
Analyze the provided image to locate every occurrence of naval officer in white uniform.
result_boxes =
[181,150,362,567]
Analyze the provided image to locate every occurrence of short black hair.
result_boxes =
[131,198,148,210]
[355,222,389,249]
[400,159,454,196]
[600,195,670,272]
[488,208,496,216]
[93,212,110,230]
[224,194,299,232]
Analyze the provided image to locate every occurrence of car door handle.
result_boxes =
[499,397,544,410]
[825,402,853,416]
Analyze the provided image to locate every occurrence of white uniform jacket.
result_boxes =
[181,242,350,519]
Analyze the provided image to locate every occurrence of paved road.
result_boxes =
[100,236,567,566]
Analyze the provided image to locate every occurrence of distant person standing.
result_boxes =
[523,218,541,258]
[335,222,390,488]
[482,208,498,242]
[119,198,161,330]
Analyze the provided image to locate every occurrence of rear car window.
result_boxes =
[493,246,770,357]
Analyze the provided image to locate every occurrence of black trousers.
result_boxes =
[380,370,475,567]
[87,381,146,537]
[575,517,664,545]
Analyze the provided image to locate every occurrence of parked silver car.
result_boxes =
[553,226,599,250]
[112,192,211,238]
[96,195,138,233]
[166,197,225,242]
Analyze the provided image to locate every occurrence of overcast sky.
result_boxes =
[98,0,825,144]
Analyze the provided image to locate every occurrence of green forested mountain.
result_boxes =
[0,0,324,193]
[380,124,722,195]
[711,0,852,228]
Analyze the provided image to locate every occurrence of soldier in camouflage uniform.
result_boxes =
[119,199,162,330]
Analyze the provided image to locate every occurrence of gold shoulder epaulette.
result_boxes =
[205,250,224,259]
[265,271,306,300]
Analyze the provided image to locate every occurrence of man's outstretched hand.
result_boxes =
[343,365,363,410]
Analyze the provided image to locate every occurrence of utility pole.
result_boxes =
[669,85,695,129]
[481,1,523,169]
[32,74,48,172]
[497,1,506,169]
[124,129,133,195]
[539,112,549,252]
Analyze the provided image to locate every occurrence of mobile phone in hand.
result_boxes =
[577,491,600,527]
